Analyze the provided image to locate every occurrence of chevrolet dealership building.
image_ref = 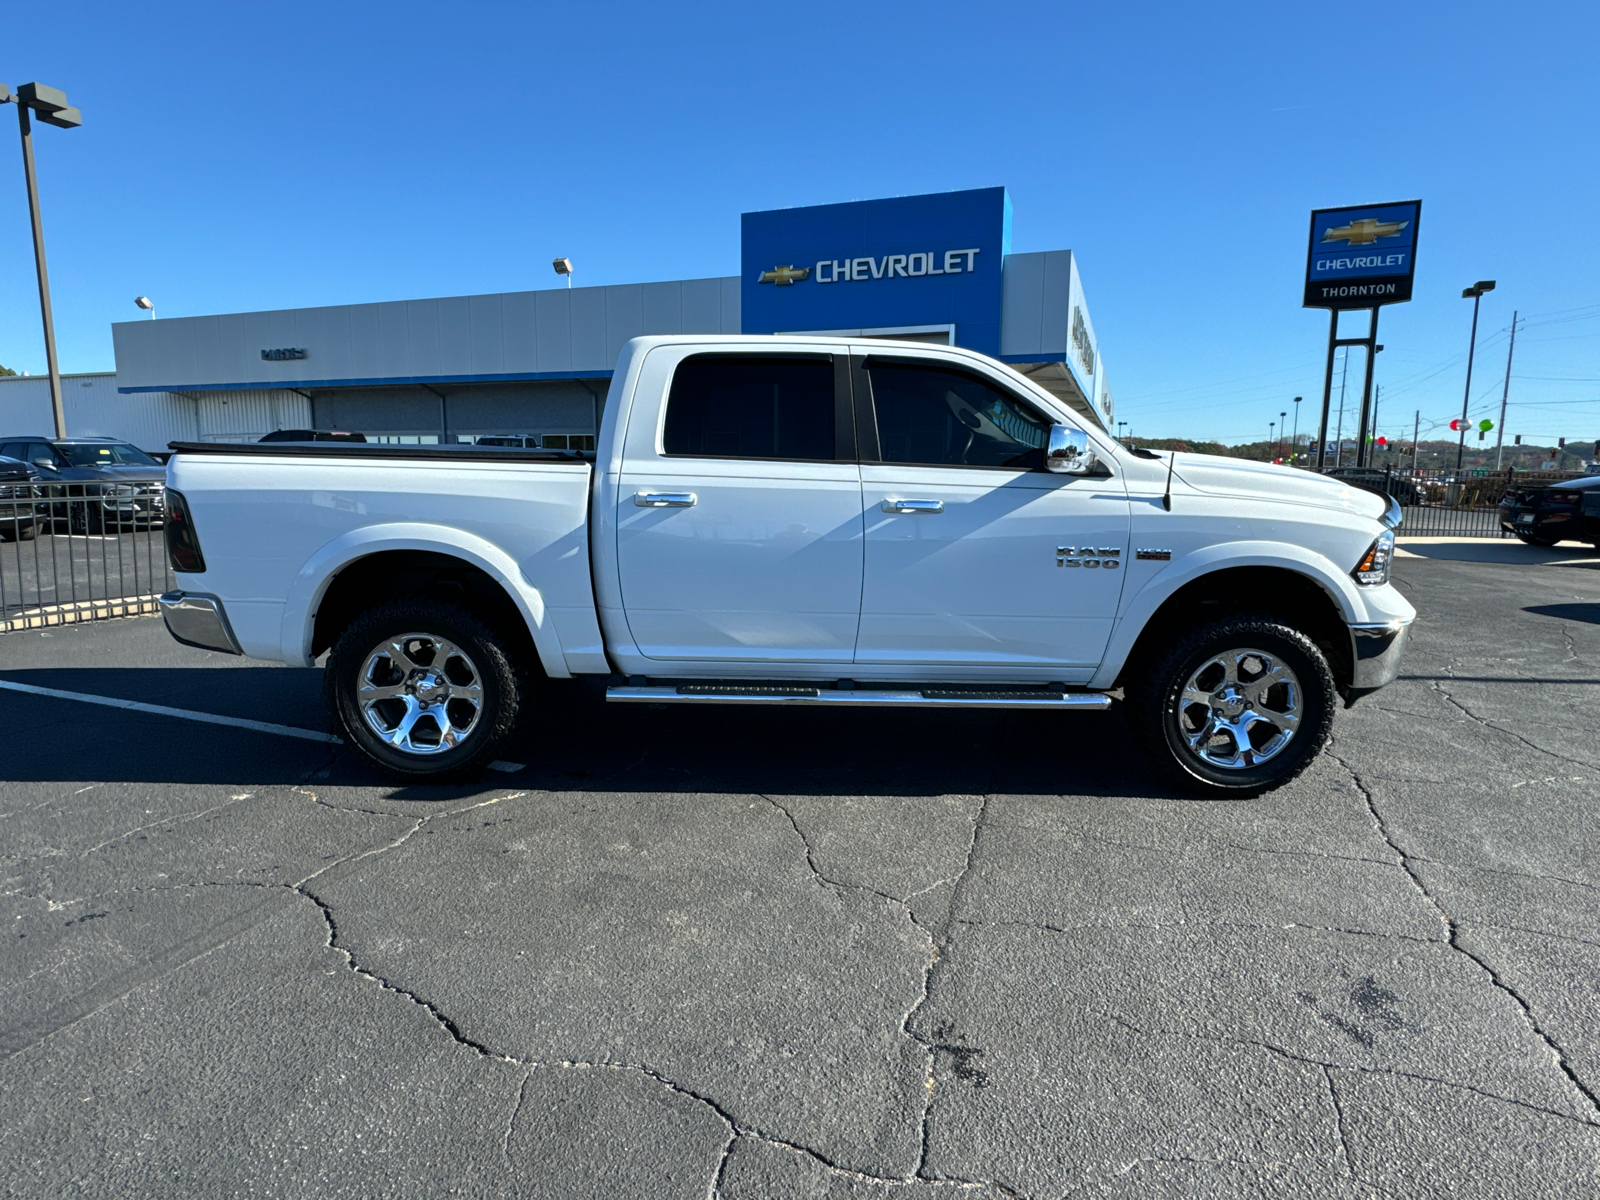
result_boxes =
[0,187,1111,448]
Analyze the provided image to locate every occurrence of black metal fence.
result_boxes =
[1323,466,1594,538]
[1,485,173,633]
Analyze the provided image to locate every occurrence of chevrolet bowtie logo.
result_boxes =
[1320,218,1409,246]
[758,264,810,286]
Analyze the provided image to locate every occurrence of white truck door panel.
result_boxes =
[615,350,864,663]
[858,467,1129,667]
[617,462,863,661]
[854,353,1130,669]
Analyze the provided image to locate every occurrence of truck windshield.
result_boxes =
[60,443,159,467]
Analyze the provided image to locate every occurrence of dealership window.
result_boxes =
[867,360,1050,470]
[464,433,595,450]
[664,355,836,461]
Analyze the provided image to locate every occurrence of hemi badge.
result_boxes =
[1136,549,1172,561]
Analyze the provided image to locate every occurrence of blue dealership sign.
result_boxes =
[741,187,1012,355]
[1304,200,1421,309]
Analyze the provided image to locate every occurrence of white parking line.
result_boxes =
[0,678,342,744]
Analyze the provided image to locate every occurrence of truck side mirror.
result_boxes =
[1046,424,1098,475]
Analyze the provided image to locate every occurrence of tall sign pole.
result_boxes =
[1304,201,1421,473]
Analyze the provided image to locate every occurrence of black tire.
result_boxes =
[1513,530,1561,547]
[18,520,37,541]
[68,501,103,536]
[1126,616,1337,797]
[324,599,522,781]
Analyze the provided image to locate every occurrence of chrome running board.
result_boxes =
[605,685,1112,710]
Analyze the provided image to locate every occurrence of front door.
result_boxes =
[854,355,1130,672]
[616,351,864,663]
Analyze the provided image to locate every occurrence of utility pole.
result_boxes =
[1371,385,1382,464]
[1494,311,1519,469]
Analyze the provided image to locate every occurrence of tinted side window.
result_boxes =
[0,443,26,462]
[664,356,837,461]
[867,362,1051,469]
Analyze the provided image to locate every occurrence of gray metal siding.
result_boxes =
[112,277,744,392]
[1001,250,1076,357]
[0,373,200,451]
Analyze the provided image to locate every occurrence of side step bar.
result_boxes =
[606,685,1112,711]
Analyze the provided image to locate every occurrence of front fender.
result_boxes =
[278,522,570,677]
[1088,540,1363,690]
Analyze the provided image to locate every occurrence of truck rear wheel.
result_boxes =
[1126,616,1335,796]
[325,599,521,780]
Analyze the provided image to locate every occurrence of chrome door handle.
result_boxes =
[634,491,697,507]
[881,498,944,514]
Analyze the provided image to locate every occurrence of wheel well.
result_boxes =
[1116,566,1352,690]
[311,550,535,663]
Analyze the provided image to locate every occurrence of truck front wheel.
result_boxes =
[1126,616,1336,796]
[325,600,521,780]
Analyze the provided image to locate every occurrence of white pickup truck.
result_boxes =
[158,335,1413,795]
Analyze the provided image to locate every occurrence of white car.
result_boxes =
[158,335,1412,795]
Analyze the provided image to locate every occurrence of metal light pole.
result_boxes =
[1494,311,1519,469]
[1291,396,1302,463]
[1277,410,1286,460]
[1456,281,1496,471]
[553,257,573,288]
[3,83,82,440]
[1268,421,1275,459]
[135,295,156,320]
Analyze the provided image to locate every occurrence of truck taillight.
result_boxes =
[165,488,207,573]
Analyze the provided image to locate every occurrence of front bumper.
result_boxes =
[159,591,243,655]
[1347,619,1412,696]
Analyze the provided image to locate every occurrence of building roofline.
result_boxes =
[118,369,615,394]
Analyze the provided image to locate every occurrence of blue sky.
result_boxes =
[2,1,1596,446]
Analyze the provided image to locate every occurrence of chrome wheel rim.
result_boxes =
[1174,647,1302,771]
[358,633,484,756]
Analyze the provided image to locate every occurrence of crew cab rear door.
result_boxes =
[853,353,1130,672]
[615,349,864,663]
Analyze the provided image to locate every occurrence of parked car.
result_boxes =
[0,436,166,534]
[0,455,43,542]
[1325,467,1423,507]
[1498,476,1600,546]
[158,334,1413,796]
[258,430,368,443]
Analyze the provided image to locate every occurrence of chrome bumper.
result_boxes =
[1348,620,1411,691]
[159,591,242,655]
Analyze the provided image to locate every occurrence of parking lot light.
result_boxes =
[135,296,155,319]
[3,81,83,439]
[1455,281,1496,472]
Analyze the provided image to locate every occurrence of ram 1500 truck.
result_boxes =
[157,335,1413,794]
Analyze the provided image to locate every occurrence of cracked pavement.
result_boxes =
[2,546,1598,1197]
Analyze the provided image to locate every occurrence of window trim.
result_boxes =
[658,351,855,465]
[855,354,1057,472]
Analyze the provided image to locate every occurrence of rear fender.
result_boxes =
[280,522,570,677]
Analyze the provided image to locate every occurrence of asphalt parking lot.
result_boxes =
[2,541,1598,1198]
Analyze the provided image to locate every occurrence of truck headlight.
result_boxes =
[1352,529,1394,586]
